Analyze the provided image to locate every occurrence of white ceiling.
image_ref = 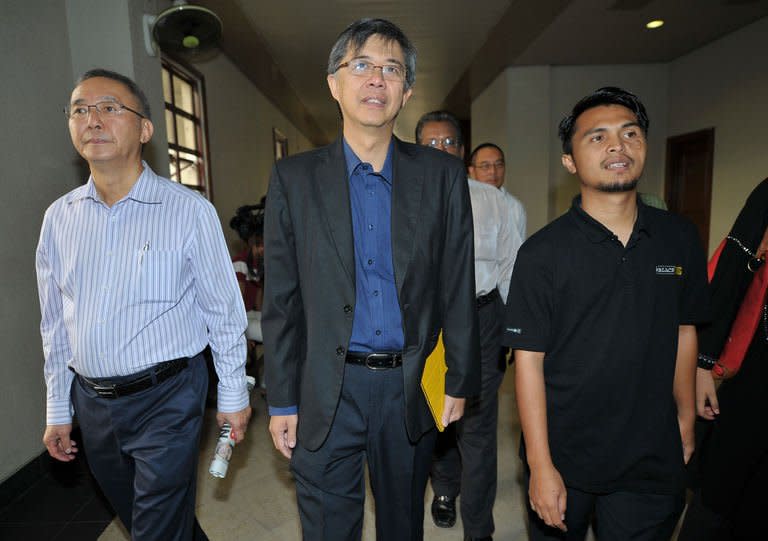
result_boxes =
[196,0,768,145]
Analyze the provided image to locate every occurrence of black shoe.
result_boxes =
[464,536,493,541]
[431,495,456,528]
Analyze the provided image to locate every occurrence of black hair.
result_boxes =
[558,86,649,154]
[76,68,152,120]
[469,142,504,165]
[230,204,265,244]
[415,110,463,146]
[327,18,417,90]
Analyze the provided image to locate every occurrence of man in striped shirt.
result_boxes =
[36,69,251,541]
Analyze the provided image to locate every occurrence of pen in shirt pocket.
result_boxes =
[139,241,150,266]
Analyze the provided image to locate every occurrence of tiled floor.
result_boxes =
[0,427,115,540]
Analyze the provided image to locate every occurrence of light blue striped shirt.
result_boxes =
[37,163,248,425]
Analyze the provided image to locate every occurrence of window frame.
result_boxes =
[161,55,213,200]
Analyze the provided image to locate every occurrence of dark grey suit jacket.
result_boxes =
[263,136,480,450]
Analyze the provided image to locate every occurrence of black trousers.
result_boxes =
[290,363,436,541]
[527,484,684,541]
[72,353,209,541]
[430,295,505,537]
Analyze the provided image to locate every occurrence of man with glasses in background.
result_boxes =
[469,143,527,248]
[416,111,517,541]
[37,69,251,540]
[264,19,479,540]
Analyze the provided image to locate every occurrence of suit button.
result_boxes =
[336,346,345,356]
[343,304,352,313]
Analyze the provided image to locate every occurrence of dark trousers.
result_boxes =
[527,484,684,541]
[290,363,436,541]
[430,296,505,537]
[71,353,209,541]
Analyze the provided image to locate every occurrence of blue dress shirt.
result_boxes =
[268,139,405,417]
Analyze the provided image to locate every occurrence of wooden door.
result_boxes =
[665,128,715,249]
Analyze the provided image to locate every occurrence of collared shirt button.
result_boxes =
[367,259,373,265]
[368,224,374,231]
[375,330,382,336]
[373,290,379,296]
[343,304,352,313]
[336,346,345,356]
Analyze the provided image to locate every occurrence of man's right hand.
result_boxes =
[269,414,298,458]
[43,424,78,462]
[529,463,568,532]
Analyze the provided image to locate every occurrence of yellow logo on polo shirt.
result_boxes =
[656,265,683,276]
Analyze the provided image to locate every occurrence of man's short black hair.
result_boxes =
[76,68,152,120]
[415,110,463,146]
[469,142,504,165]
[558,86,648,154]
[327,18,417,90]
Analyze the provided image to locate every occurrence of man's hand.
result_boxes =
[217,406,252,444]
[43,424,78,462]
[441,395,465,428]
[695,367,720,420]
[269,414,298,458]
[529,463,568,532]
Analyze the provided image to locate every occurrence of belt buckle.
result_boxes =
[93,383,119,398]
[364,353,392,371]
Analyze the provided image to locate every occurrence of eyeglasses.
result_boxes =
[472,160,505,172]
[425,137,460,149]
[65,100,146,120]
[336,60,405,82]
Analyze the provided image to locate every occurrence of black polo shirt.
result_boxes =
[503,196,709,494]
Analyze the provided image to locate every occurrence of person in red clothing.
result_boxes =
[230,203,265,340]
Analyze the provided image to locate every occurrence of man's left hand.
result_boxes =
[441,395,465,428]
[217,406,252,444]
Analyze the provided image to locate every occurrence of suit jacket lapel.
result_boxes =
[391,138,423,296]
[317,138,355,285]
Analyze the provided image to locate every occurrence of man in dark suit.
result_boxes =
[263,18,480,541]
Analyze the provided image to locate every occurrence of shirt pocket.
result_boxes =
[133,250,182,303]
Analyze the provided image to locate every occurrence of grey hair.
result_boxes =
[415,110,463,146]
[327,18,416,90]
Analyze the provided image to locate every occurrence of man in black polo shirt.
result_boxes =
[503,87,709,540]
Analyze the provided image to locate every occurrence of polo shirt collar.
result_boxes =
[342,137,394,186]
[570,194,652,244]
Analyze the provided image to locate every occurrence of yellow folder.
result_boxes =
[421,331,447,431]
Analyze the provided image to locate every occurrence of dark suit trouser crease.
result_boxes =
[430,296,504,537]
[72,353,209,541]
[290,363,437,541]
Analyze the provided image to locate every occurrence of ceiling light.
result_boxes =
[646,19,664,29]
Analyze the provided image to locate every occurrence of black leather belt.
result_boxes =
[78,357,189,399]
[476,289,498,308]
[346,351,403,370]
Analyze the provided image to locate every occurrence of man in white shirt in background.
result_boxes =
[416,111,519,541]
[469,142,527,249]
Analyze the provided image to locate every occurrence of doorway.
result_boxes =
[665,128,715,249]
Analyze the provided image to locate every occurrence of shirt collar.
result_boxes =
[65,161,163,206]
[342,138,394,186]
[570,193,652,243]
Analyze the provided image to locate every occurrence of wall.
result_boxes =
[194,54,313,250]
[0,0,81,483]
[668,16,768,254]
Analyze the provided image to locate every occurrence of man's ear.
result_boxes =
[561,153,577,174]
[400,86,413,108]
[140,119,154,144]
[327,74,339,102]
